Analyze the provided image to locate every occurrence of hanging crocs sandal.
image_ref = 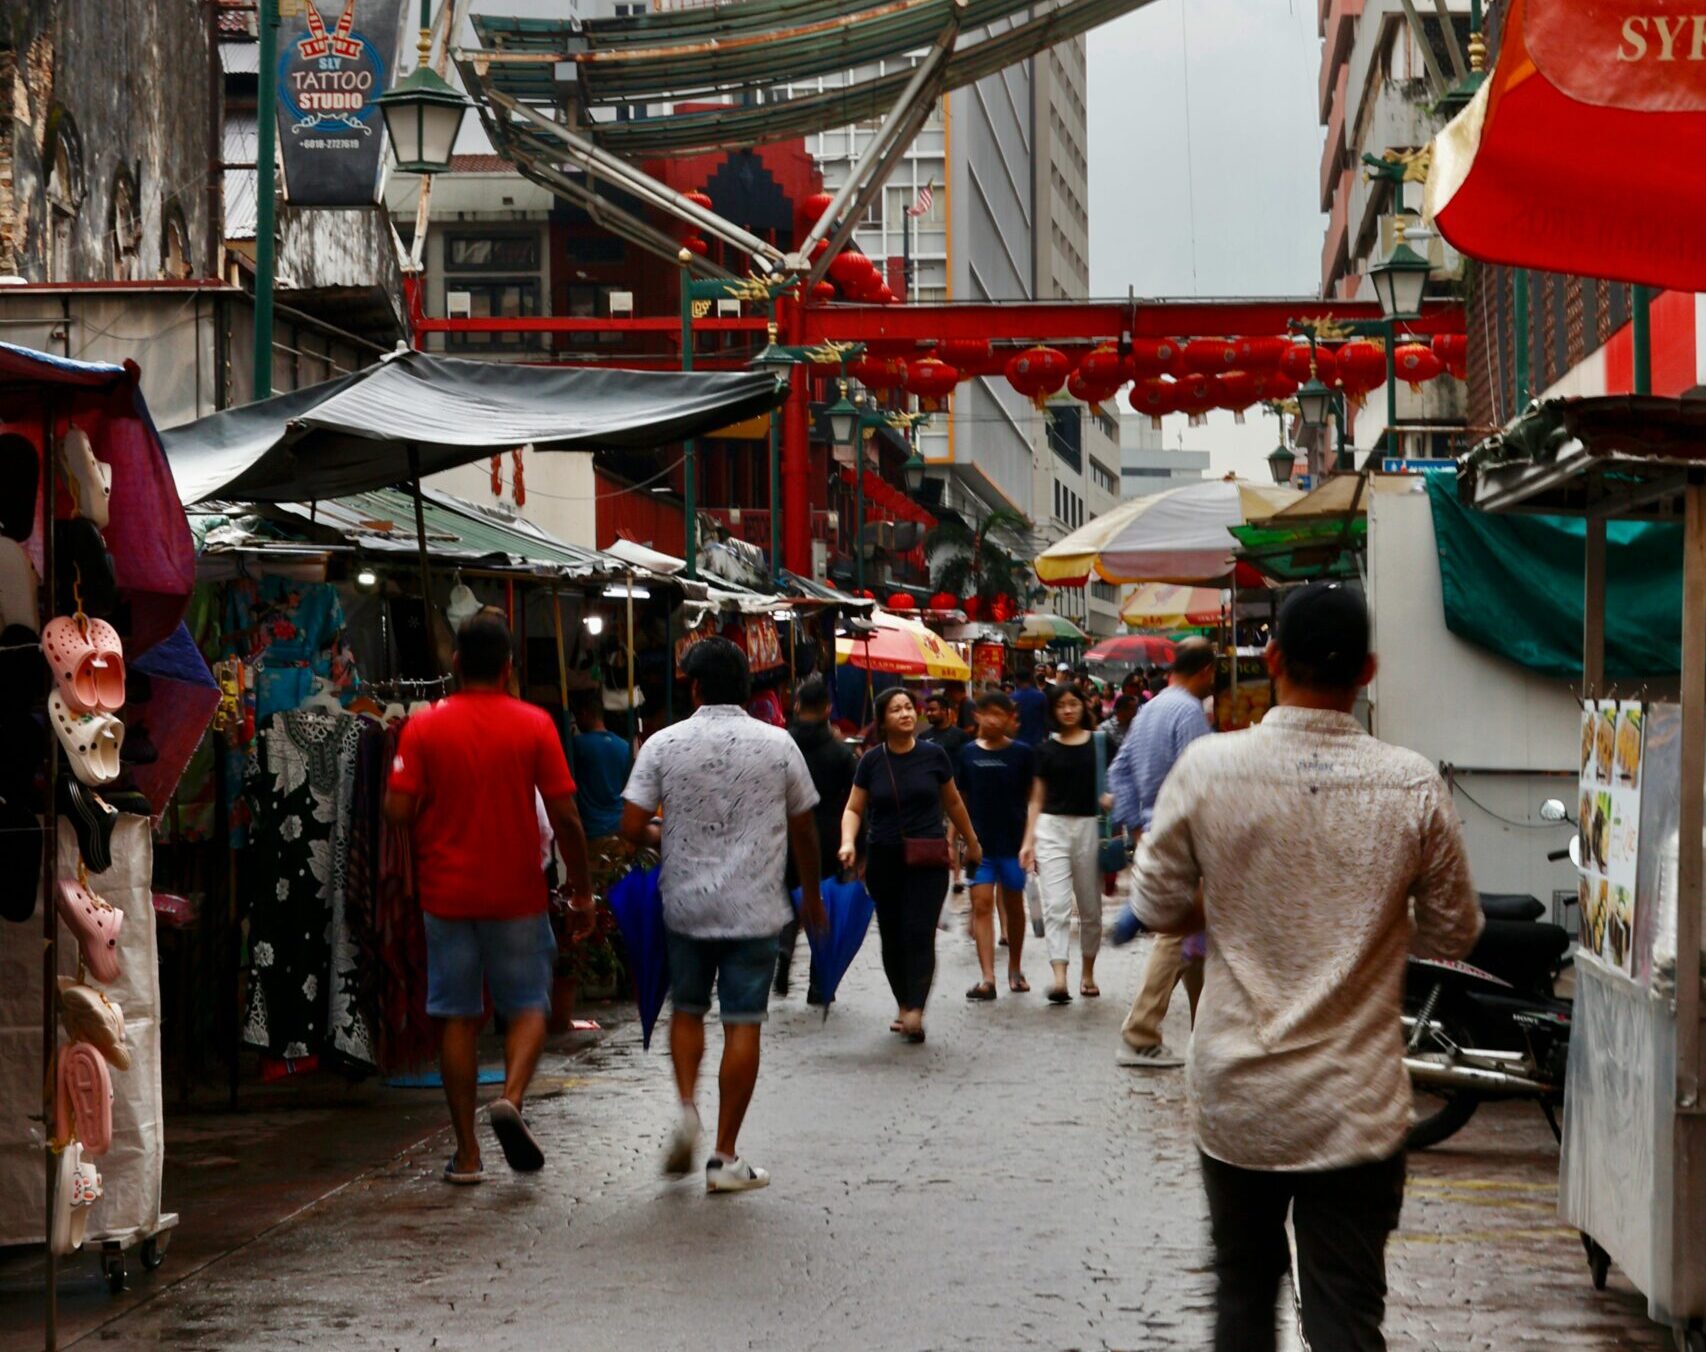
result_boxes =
[0,795,42,923]
[59,777,117,875]
[0,540,38,632]
[0,430,38,542]
[48,691,122,786]
[442,1156,484,1186]
[55,878,123,984]
[50,1141,102,1255]
[60,427,112,530]
[58,978,130,1071]
[53,520,118,619]
[965,981,997,1001]
[488,1097,545,1172]
[57,1040,114,1157]
[82,617,124,713]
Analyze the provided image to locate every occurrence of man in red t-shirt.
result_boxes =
[384,613,593,1185]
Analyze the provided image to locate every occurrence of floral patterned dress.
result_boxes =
[240,708,367,1063]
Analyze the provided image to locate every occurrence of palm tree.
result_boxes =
[925,507,1036,609]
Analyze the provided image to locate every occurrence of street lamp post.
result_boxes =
[1294,329,1352,474]
[678,249,698,578]
[1266,440,1297,486]
[375,1,471,174]
[1368,213,1432,459]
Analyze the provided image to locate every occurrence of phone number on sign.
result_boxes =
[299,138,360,150]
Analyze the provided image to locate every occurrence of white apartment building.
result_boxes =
[1118,416,1209,499]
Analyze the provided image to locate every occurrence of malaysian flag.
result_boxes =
[904,180,936,218]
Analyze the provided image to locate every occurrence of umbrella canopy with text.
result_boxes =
[1427,0,1706,290]
[1034,478,1300,586]
[1119,582,1225,630]
[837,610,971,680]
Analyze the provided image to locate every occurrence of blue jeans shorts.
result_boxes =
[971,855,1028,893]
[423,912,557,1019]
[665,928,780,1025]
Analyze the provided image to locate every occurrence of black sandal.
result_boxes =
[1047,987,1073,1005]
[1008,972,1030,993]
[966,982,997,1001]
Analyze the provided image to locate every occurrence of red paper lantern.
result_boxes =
[1067,367,1120,409]
[1232,336,1288,374]
[850,356,907,393]
[684,188,713,213]
[1127,338,1180,378]
[1078,344,1126,389]
[1182,337,1242,376]
[1334,340,1388,397]
[875,282,896,305]
[1128,377,1177,428]
[681,235,710,256]
[988,594,1017,623]
[1432,333,1469,380]
[938,338,991,373]
[1213,371,1258,421]
[1172,373,1217,422]
[928,591,959,612]
[810,279,836,302]
[907,357,959,412]
[963,595,983,619]
[1005,345,1070,409]
[797,190,834,225]
[810,239,829,262]
[887,593,917,610]
[827,251,876,288]
[1280,341,1336,385]
[1252,373,1300,402]
[1393,342,1443,390]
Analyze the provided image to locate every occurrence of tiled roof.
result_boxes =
[448,154,515,174]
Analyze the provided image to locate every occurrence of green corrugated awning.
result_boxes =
[1228,518,1366,582]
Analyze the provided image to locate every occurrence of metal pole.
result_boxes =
[1633,284,1653,395]
[253,0,279,398]
[407,447,434,644]
[1583,518,1606,697]
[679,250,697,579]
[41,400,58,1351]
[1513,270,1531,408]
[1385,322,1399,461]
[625,574,638,752]
[854,422,866,592]
[1676,479,1706,1113]
[768,305,783,588]
[1335,394,1351,474]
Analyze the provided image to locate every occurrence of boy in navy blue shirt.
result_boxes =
[956,692,1035,998]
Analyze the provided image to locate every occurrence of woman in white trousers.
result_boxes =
[1019,684,1103,1003]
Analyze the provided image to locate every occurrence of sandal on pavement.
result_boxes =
[1008,972,1030,993]
[1047,986,1073,1005]
[488,1097,545,1172]
[965,982,997,1001]
[1080,981,1100,998]
[442,1156,484,1186]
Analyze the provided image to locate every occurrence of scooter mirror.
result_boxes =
[1540,799,1568,823]
[1568,835,1582,869]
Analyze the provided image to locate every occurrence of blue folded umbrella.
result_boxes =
[607,866,669,1050]
[792,875,876,1018]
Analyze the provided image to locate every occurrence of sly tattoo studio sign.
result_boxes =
[278,0,408,206]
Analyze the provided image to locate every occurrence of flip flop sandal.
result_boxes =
[1080,983,1101,998]
[0,540,37,632]
[965,982,997,1001]
[60,427,111,530]
[53,520,118,619]
[1008,973,1030,993]
[0,624,47,706]
[58,776,117,874]
[489,1098,545,1172]
[48,692,123,786]
[1047,987,1073,1005]
[57,1040,114,1157]
[55,878,123,985]
[0,429,38,541]
[0,795,42,923]
[50,1141,104,1255]
[58,977,130,1071]
[442,1156,484,1186]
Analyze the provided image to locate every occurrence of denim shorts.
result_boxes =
[665,928,780,1025]
[423,912,557,1019]
[971,854,1028,893]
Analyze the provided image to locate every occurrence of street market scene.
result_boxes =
[2,0,1704,1349]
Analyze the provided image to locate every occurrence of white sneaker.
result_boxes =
[706,1155,770,1193]
[663,1105,700,1176]
[1116,1043,1184,1069]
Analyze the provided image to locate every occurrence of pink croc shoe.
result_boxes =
[82,618,123,713]
[55,878,123,985]
[42,617,99,712]
[56,1041,113,1157]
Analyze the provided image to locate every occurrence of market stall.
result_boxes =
[1458,395,1706,1347]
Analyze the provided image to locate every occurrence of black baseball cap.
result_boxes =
[1274,581,1370,688]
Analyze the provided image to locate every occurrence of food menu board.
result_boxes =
[1576,698,1644,975]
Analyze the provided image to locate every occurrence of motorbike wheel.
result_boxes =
[1405,1010,1482,1151]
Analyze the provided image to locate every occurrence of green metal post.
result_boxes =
[679,251,697,579]
[854,417,866,593]
[1633,284,1653,395]
[1384,321,1399,462]
[1335,395,1351,475]
[253,0,279,398]
[1513,269,1531,409]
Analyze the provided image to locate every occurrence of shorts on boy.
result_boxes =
[424,912,557,1019]
[665,928,781,1025]
[971,855,1028,893]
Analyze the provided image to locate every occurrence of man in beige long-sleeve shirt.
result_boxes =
[1132,581,1482,1352]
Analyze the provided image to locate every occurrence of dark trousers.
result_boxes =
[774,919,821,996]
[864,843,947,1010]
[1200,1150,1405,1352]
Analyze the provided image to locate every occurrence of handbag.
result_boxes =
[1093,730,1131,875]
[884,746,953,869]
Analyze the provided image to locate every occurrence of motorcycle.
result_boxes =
[1403,798,1576,1150]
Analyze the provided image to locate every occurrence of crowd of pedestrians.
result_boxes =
[388,585,1482,1351]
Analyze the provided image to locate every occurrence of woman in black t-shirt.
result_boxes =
[1019,684,1104,1003]
[840,687,983,1042]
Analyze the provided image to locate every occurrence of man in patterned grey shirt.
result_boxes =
[620,637,825,1194]
[1132,582,1481,1352]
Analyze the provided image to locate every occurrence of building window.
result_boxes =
[161,205,192,280]
[44,113,83,282]
[445,232,540,272]
[1089,457,1116,494]
[108,168,141,281]
[1048,406,1083,473]
[445,280,542,350]
[1091,580,1118,604]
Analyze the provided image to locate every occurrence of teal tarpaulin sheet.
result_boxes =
[1425,473,1683,679]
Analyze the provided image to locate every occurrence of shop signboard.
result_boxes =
[673,619,719,672]
[277,0,408,207]
[1214,651,1271,732]
[741,617,784,672]
[1576,698,1644,975]
[971,642,1005,686]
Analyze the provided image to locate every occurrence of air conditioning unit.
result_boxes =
[447,291,472,318]
[716,298,740,318]
[608,290,634,317]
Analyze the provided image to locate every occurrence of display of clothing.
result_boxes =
[224,577,345,726]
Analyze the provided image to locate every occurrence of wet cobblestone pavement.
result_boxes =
[26,909,1678,1350]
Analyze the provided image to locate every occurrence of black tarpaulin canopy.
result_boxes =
[161,349,785,505]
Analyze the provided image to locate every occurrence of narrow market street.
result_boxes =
[25,917,1665,1352]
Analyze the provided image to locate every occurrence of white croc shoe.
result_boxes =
[705,1156,769,1194]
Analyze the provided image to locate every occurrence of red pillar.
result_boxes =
[781,299,813,575]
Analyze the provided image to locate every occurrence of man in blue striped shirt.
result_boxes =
[1106,638,1216,1068]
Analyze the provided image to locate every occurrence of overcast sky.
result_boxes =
[1088,0,1326,481]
